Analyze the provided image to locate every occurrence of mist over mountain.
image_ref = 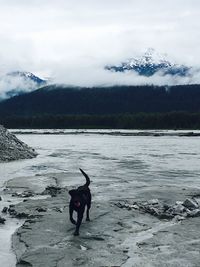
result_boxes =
[0,49,199,99]
[0,71,47,100]
[7,71,46,85]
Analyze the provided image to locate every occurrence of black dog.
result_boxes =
[69,168,91,236]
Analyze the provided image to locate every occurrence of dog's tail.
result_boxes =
[79,168,90,186]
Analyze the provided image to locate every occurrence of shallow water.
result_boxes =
[16,133,200,189]
[1,132,200,266]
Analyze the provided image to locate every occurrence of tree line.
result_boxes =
[1,112,200,129]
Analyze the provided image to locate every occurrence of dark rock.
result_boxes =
[2,207,8,213]
[90,236,105,241]
[3,188,8,191]
[163,204,170,212]
[16,212,31,219]
[36,207,47,212]
[8,207,17,216]
[0,196,2,201]
[0,216,6,224]
[52,207,63,213]
[158,213,174,220]
[17,259,32,266]
[115,202,124,208]
[12,191,34,198]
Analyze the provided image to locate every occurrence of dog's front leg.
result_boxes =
[69,205,76,225]
[74,210,84,236]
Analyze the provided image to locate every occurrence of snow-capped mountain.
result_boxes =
[0,71,47,100]
[7,71,46,85]
[105,48,191,77]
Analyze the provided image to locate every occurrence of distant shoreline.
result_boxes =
[10,129,200,137]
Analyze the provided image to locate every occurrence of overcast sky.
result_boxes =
[0,0,200,86]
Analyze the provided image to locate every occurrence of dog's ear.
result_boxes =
[69,189,76,196]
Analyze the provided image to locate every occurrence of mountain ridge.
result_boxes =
[0,84,200,116]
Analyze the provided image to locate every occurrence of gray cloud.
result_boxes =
[0,0,200,89]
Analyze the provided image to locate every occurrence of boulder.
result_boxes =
[183,198,199,210]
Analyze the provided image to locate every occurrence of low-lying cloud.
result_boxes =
[52,64,200,87]
[0,0,200,91]
[0,74,40,99]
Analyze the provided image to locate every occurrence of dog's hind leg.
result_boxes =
[86,204,90,221]
[86,194,91,221]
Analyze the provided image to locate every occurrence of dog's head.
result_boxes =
[69,189,81,208]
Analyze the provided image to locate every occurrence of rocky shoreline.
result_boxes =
[0,125,37,162]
